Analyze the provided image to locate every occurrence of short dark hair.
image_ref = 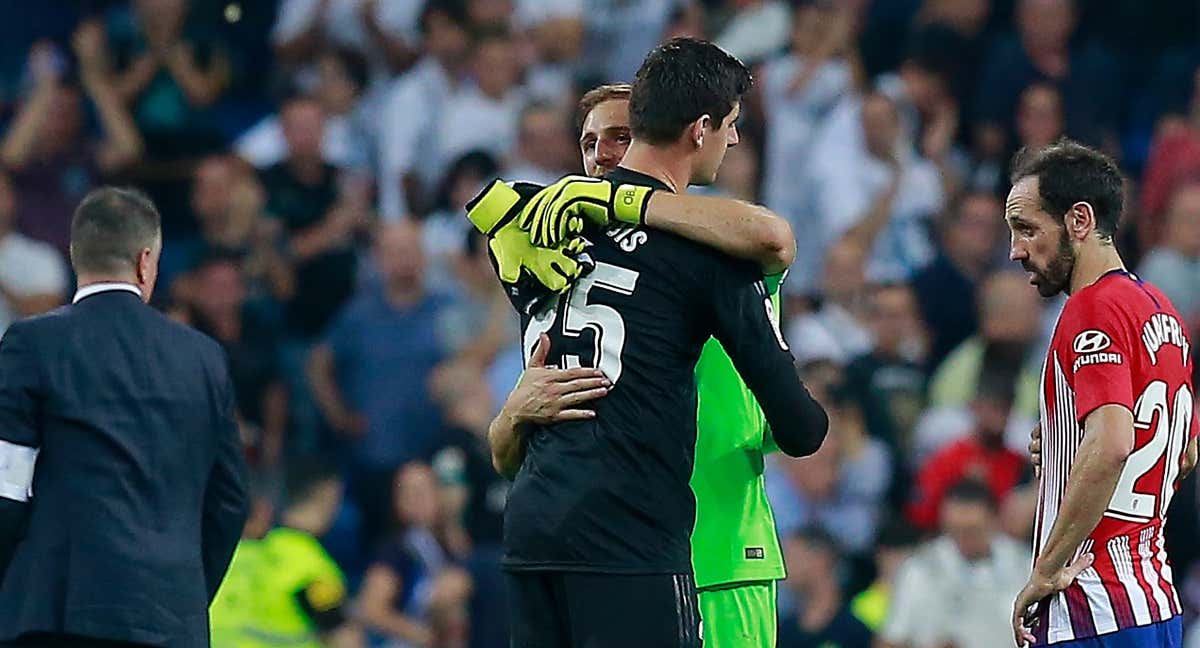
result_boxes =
[1010,139,1125,241]
[70,187,161,275]
[285,458,340,507]
[576,83,632,131]
[943,478,997,511]
[629,38,752,145]
[419,0,469,35]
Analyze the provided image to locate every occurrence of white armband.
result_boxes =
[0,439,37,503]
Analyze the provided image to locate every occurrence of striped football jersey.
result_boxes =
[1032,270,1197,645]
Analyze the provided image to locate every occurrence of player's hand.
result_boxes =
[1011,553,1093,647]
[518,176,655,247]
[466,180,592,293]
[505,334,611,424]
[1029,422,1042,479]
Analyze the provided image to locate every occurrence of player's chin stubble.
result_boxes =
[1028,231,1076,298]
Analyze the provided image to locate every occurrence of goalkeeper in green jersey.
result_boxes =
[482,83,814,647]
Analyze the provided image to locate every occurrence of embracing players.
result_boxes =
[1007,140,1198,647]
[468,38,827,647]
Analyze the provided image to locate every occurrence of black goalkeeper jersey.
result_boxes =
[500,167,826,574]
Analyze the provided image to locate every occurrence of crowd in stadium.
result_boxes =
[0,0,1198,646]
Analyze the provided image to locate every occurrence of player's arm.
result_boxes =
[0,322,41,580]
[642,193,795,274]
[1180,435,1198,481]
[1034,404,1132,575]
[488,334,610,479]
[708,261,827,457]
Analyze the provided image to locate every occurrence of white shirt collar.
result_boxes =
[73,282,143,304]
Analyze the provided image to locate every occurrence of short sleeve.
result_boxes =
[1059,297,1135,422]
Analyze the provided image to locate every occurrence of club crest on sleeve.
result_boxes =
[1073,330,1112,354]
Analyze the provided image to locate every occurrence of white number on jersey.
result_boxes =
[1106,381,1195,521]
[522,262,640,384]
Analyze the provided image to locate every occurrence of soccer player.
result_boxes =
[1006,140,1198,647]
[488,83,802,647]
[469,38,828,647]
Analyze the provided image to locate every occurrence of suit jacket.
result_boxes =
[0,287,248,648]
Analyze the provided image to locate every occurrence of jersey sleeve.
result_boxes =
[1060,296,1136,422]
[706,259,827,457]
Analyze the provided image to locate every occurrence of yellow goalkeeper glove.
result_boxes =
[517,175,655,247]
[466,179,589,293]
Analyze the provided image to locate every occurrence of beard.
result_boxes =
[1025,228,1075,297]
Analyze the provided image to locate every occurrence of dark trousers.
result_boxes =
[1,633,154,648]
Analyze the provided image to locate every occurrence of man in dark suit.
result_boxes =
[0,187,249,648]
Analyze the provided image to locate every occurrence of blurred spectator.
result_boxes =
[272,0,422,90]
[1140,66,1200,248]
[210,460,361,648]
[162,154,291,293]
[517,0,585,104]
[971,82,1066,193]
[877,479,1031,648]
[378,1,473,219]
[423,152,501,293]
[1137,182,1200,327]
[927,271,1042,428]
[912,0,992,102]
[582,0,677,84]
[308,222,452,545]
[972,0,1120,156]
[180,252,288,474]
[906,368,1030,531]
[912,192,1003,369]
[432,29,525,192]
[1,28,144,257]
[848,517,921,634]
[713,0,792,67]
[504,101,575,186]
[429,364,510,648]
[262,96,366,341]
[759,2,855,248]
[999,481,1039,543]
[359,462,473,648]
[786,236,873,365]
[694,133,760,202]
[843,283,928,452]
[237,48,373,170]
[776,527,873,647]
[768,390,892,555]
[0,170,67,335]
[107,0,231,160]
[805,92,944,289]
[437,230,520,365]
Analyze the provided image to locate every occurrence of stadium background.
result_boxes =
[1,0,1198,646]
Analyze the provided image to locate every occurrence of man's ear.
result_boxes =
[690,114,711,149]
[1067,201,1096,241]
[136,247,152,283]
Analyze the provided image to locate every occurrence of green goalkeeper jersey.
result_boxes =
[690,273,786,589]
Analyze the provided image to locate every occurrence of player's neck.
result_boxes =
[618,141,688,193]
[1069,242,1125,296]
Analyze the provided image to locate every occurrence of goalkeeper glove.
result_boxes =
[517,175,655,247]
[466,179,591,294]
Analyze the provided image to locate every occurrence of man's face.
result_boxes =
[1017,84,1063,149]
[1166,184,1200,258]
[194,261,246,314]
[870,285,920,354]
[1007,176,1075,298]
[950,194,1002,261]
[782,535,831,592]
[375,223,425,290]
[191,157,233,218]
[579,98,631,178]
[941,498,995,561]
[474,38,520,99]
[281,101,324,161]
[424,12,470,63]
[690,102,741,186]
[520,108,571,171]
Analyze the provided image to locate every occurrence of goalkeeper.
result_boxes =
[477,84,799,647]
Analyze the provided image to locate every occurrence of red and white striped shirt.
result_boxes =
[1033,270,1197,645]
